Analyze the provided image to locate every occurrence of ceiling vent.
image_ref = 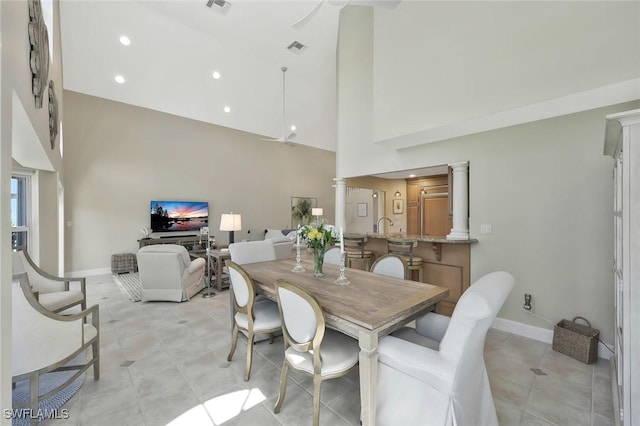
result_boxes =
[206,0,231,14]
[287,41,307,54]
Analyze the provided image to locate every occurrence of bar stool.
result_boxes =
[387,238,423,282]
[343,234,374,270]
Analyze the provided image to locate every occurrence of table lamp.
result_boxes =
[220,213,241,244]
[312,208,323,225]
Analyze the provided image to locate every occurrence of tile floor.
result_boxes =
[41,274,615,426]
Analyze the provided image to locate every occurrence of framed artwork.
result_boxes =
[357,203,368,217]
[393,199,403,214]
[291,197,317,227]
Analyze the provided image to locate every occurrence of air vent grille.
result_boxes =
[287,41,307,54]
[206,0,231,13]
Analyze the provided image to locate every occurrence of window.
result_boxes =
[11,174,30,249]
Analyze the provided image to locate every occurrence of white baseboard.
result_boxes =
[68,267,112,278]
[491,317,614,360]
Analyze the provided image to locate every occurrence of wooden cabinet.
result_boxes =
[604,109,640,426]
[406,175,450,236]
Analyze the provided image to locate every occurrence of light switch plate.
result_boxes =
[480,224,492,235]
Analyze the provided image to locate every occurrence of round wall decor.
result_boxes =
[28,0,50,109]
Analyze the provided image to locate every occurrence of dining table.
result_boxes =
[238,256,450,426]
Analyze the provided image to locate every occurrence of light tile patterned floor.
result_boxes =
[41,274,615,426]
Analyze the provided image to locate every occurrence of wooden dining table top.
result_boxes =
[239,257,450,334]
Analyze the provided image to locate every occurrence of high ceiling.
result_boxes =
[59,0,360,152]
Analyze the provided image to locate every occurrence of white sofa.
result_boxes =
[263,229,295,259]
[137,244,206,302]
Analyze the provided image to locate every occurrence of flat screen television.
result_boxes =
[150,200,208,233]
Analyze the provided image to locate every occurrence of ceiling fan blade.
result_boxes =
[287,132,296,140]
[260,137,284,142]
[292,0,324,30]
[348,0,400,9]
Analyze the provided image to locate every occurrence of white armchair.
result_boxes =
[136,244,205,302]
[12,247,86,313]
[12,272,99,426]
[376,271,514,426]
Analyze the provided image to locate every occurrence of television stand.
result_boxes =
[138,235,203,250]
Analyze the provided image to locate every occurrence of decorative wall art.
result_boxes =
[28,0,50,109]
[48,81,58,149]
[393,199,404,214]
[291,197,317,227]
[357,203,368,217]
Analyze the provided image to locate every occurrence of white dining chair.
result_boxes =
[226,260,282,381]
[375,271,514,426]
[274,279,359,426]
[323,246,342,266]
[370,254,407,280]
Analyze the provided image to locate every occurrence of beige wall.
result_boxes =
[63,91,336,273]
[336,6,640,344]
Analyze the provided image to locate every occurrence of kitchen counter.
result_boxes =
[357,233,476,316]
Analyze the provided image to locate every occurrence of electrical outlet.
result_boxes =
[524,293,532,311]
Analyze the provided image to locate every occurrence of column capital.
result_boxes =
[448,161,469,171]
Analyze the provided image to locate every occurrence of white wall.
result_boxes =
[63,91,336,274]
[1,0,66,422]
[336,6,640,344]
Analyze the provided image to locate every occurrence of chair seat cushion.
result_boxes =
[235,299,281,332]
[83,324,98,344]
[391,327,440,351]
[398,255,423,266]
[39,290,84,312]
[346,249,373,258]
[285,329,359,376]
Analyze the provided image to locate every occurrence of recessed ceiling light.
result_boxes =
[115,75,125,84]
[290,125,296,131]
[212,71,221,80]
[119,35,130,46]
[409,174,416,178]
[223,106,231,113]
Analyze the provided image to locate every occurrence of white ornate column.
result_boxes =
[334,178,347,230]
[447,161,470,240]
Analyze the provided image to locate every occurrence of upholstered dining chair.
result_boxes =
[323,246,342,266]
[12,272,99,426]
[229,239,278,306]
[226,260,282,381]
[12,247,86,313]
[387,237,423,282]
[343,234,374,270]
[375,271,514,426]
[370,254,407,280]
[274,280,360,426]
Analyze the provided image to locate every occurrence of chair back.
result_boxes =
[275,280,325,354]
[387,238,417,262]
[229,240,276,265]
[12,248,65,293]
[226,260,256,311]
[439,271,513,414]
[137,245,188,289]
[370,254,407,279]
[12,273,81,376]
[343,234,367,257]
[323,247,342,266]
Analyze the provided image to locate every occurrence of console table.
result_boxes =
[138,235,205,251]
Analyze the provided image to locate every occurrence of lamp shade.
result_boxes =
[311,208,323,216]
[220,213,242,231]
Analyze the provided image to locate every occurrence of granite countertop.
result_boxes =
[365,233,478,244]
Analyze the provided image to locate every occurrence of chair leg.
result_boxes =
[227,323,239,362]
[92,339,100,380]
[269,333,274,344]
[312,374,322,426]
[245,330,255,381]
[274,361,289,413]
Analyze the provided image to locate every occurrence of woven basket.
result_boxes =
[552,316,599,364]
[111,253,138,274]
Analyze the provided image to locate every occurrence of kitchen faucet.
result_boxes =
[377,217,393,234]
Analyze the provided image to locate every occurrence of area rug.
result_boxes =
[11,354,85,425]
[113,272,142,302]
